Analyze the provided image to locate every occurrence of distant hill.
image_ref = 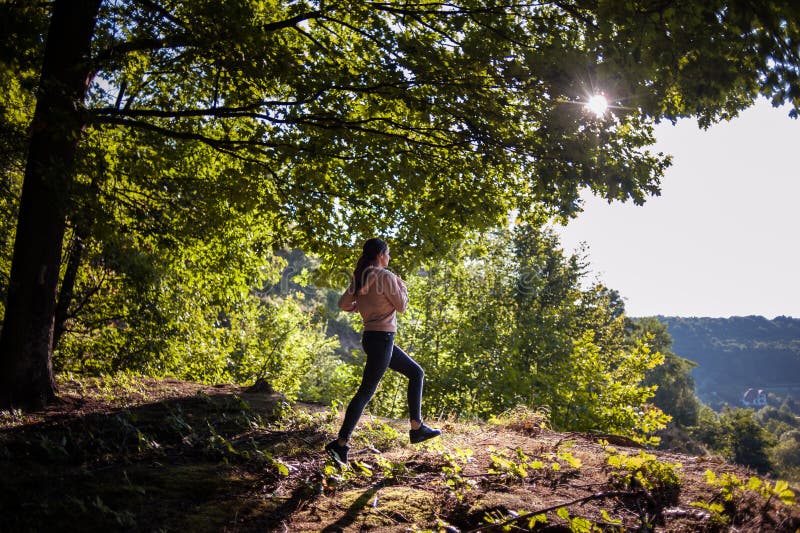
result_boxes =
[657,316,800,409]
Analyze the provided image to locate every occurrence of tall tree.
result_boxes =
[0,0,102,408]
[2,0,800,409]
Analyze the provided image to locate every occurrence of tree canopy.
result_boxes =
[31,0,800,257]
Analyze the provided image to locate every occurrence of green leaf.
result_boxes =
[600,509,622,525]
[527,513,547,527]
[746,477,762,492]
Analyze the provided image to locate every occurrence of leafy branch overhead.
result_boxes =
[78,0,800,259]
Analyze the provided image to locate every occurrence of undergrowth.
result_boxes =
[690,469,797,529]
[1,375,799,532]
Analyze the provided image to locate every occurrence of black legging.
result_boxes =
[338,331,424,441]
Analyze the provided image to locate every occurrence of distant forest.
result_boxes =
[658,316,800,409]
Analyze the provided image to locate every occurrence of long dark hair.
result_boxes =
[353,238,388,292]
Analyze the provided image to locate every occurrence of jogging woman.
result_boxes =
[325,238,441,466]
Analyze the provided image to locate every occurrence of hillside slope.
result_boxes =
[659,316,800,408]
[1,376,798,532]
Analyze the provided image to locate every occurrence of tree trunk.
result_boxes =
[52,232,85,354]
[0,0,101,410]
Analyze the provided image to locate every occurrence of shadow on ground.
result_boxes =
[0,384,329,532]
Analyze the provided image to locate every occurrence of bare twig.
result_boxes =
[467,490,642,532]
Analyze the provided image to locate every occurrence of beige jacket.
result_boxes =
[338,267,408,332]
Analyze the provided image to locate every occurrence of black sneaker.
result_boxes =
[409,424,442,444]
[325,439,350,467]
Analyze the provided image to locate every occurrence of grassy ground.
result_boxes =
[1,375,798,532]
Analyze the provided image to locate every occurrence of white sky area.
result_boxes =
[554,98,800,318]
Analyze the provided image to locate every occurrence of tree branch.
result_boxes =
[135,0,190,30]
[263,10,323,32]
[66,270,108,321]
[93,36,193,68]
[90,115,288,150]
[92,107,474,150]
[291,25,331,52]
[467,490,642,532]
[91,90,328,118]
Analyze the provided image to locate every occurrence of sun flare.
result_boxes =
[587,94,608,117]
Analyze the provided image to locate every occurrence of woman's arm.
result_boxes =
[384,272,409,313]
[338,285,358,312]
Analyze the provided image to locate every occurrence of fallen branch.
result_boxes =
[467,489,643,532]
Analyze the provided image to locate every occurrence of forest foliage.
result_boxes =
[39,221,673,446]
[353,225,670,445]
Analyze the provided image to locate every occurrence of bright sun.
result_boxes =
[587,94,608,117]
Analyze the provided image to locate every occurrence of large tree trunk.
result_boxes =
[0,0,101,410]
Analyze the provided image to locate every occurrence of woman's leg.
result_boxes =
[337,331,394,442]
[388,344,424,425]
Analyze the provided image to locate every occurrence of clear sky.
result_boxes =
[554,98,800,319]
